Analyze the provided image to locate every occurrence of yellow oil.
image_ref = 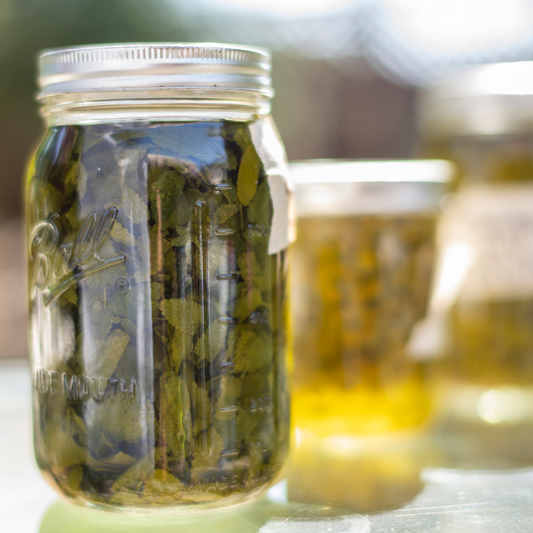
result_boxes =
[291,215,437,436]
[423,136,533,392]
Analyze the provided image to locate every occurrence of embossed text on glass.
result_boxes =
[29,207,126,306]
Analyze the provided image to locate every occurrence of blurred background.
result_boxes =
[4,0,533,359]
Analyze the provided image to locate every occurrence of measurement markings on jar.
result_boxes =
[217,316,238,324]
[218,360,235,374]
[216,273,237,281]
[215,228,235,236]
[220,449,239,458]
[213,196,243,457]
[219,405,238,413]
[250,396,271,412]
[250,441,267,456]
[214,183,233,191]
[193,200,214,456]
[216,273,238,324]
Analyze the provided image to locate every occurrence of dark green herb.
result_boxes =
[28,122,289,508]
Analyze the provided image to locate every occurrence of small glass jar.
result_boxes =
[290,160,451,436]
[27,43,292,510]
[419,62,533,423]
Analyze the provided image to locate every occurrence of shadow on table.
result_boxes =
[425,381,533,470]
[38,416,533,530]
[429,417,533,470]
[287,415,533,515]
[39,489,370,533]
[287,429,429,514]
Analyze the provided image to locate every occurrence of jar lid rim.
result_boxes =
[419,61,533,136]
[37,42,272,101]
[290,160,452,216]
[39,42,270,66]
[290,159,454,184]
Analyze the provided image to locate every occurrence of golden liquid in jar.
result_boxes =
[423,137,533,415]
[291,215,437,435]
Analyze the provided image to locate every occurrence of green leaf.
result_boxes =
[45,413,86,469]
[151,281,163,317]
[170,226,198,248]
[233,285,263,322]
[84,300,116,344]
[223,186,239,205]
[161,297,202,337]
[39,183,63,217]
[107,288,138,319]
[234,329,271,374]
[110,222,134,245]
[122,187,149,225]
[142,469,185,503]
[86,329,130,381]
[159,372,192,452]
[236,408,260,442]
[78,163,89,199]
[194,320,227,364]
[191,429,224,472]
[89,451,137,471]
[247,181,272,226]
[170,324,194,371]
[233,127,252,151]
[112,450,156,494]
[83,246,128,288]
[192,383,212,436]
[237,250,263,281]
[148,166,185,229]
[65,465,84,492]
[213,204,239,226]
[227,153,238,170]
[64,161,80,190]
[120,318,137,337]
[92,396,147,443]
[237,145,261,207]
[59,286,78,306]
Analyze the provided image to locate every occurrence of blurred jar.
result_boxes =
[290,160,451,436]
[287,430,427,514]
[27,44,292,510]
[419,62,533,424]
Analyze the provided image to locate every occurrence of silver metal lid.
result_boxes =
[419,62,533,137]
[290,160,453,217]
[37,43,273,125]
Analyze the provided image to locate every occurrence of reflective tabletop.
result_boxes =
[3,359,533,532]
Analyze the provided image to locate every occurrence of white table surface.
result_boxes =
[3,359,533,532]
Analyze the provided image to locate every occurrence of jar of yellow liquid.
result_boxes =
[419,62,533,426]
[290,160,452,436]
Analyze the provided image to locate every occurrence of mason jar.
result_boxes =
[27,43,292,510]
[419,62,533,424]
[290,160,451,436]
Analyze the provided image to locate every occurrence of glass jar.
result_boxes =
[290,160,451,436]
[419,62,533,423]
[27,43,292,510]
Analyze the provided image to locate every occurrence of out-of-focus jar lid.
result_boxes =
[290,159,453,217]
[419,61,533,137]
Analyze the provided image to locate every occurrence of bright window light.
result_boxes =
[210,0,355,16]
[382,0,533,53]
